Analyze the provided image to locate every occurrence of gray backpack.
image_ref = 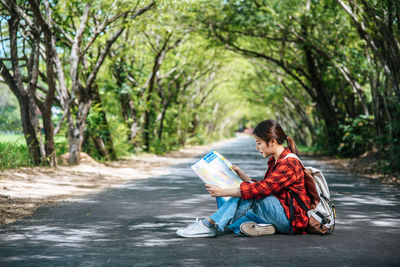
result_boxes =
[284,153,336,235]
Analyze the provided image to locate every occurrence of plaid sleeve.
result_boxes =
[240,158,301,200]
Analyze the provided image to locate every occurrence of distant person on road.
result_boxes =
[176,119,310,237]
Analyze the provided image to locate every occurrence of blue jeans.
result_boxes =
[211,196,290,234]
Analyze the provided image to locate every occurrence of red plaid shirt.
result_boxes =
[240,147,310,234]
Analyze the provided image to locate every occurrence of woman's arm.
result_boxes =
[240,159,300,200]
[205,184,241,197]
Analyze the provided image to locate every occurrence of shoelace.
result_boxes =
[185,218,201,231]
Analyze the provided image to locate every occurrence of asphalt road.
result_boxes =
[1,136,400,266]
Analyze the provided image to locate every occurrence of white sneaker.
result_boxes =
[176,218,217,238]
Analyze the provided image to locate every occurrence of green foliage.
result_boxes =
[92,2,250,157]
[0,85,21,133]
[0,142,33,169]
[55,138,68,156]
[297,144,321,155]
[0,134,26,144]
[86,104,106,137]
[0,135,31,169]
[1,0,398,177]
[337,115,375,156]
[0,134,68,169]
[194,0,372,149]
[382,100,400,174]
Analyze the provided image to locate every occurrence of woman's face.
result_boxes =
[255,136,273,158]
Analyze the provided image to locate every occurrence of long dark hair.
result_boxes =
[253,119,300,156]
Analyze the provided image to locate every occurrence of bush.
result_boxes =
[337,115,375,157]
[0,142,33,169]
[55,137,68,155]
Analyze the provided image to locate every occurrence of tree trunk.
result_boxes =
[92,136,110,160]
[143,99,154,151]
[157,88,176,141]
[336,64,370,116]
[112,60,140,147]
[0,12,44,165]
[143,33,173,151]
[158,105,167,141]
[189,113,200,138]
[41,105,56,166]
[207,103,219,136]
[369,68,386,140]
[68,98,92,165]
[118,92,139,146]
[66,27,126,164]
[19,97,42,165]
[178,104,186,146]
[302,45,342,147]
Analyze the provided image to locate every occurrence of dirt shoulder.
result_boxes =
[0,137,237,226]
[306,151,400,186]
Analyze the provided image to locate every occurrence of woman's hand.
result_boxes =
[205,184,224,197]
[205,184,242,198]
[231,165,252,182]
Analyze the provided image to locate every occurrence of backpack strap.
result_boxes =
[283,153,304,168]
[292,192,310,212]
[288,190,311,235]
[289,192,294,234]
[285,153,310,235]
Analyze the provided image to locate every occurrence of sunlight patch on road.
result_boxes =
[330,183,356,187]
[156,213,198,220]
[334,195,398,206]
[30,255,62,259]
[336,212,400,231]
[169,194,210,206]
[5,255,62,261]
[113,183,182,191]
[347,214,369,218]
[128,222,170,230]
[371,219,400,227]
[129,233,182,247]
[179,259,204,266]
[0,233,26,241]
[1,224,111,248]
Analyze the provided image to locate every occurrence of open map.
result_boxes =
[191,150,242,188]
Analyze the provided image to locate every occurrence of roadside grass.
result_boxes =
[0,142,33,169]
[0,134,26,144]
[0,134,67,169]
[298,145,323,156]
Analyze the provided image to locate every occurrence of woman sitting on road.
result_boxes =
[176,119,310,237]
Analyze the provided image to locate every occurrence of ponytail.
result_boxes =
[286,136,300,156]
